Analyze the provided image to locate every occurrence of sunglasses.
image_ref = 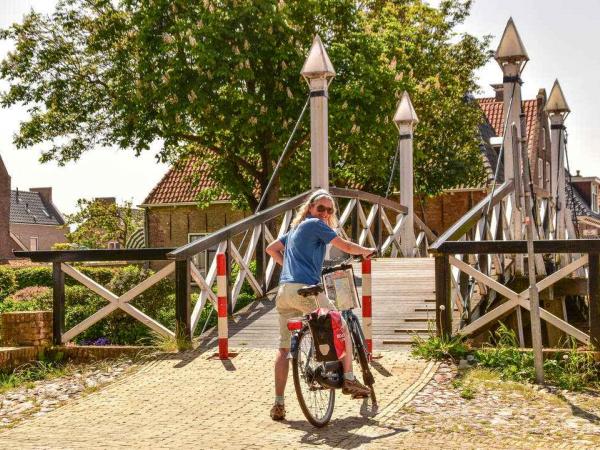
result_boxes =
[315,204,334,214]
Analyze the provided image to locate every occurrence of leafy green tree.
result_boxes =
[64,198,143,249]
[1,0,489,210]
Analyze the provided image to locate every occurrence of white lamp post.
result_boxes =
[495,17,529,182]
[393,92,419,256]
[545,79,571,240]
[301,35,336,190]
[495,18,529,272]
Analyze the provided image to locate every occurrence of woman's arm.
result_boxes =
[266,240,285,266]
[330,236,376,258]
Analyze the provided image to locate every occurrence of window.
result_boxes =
[545,162,551,191]
[188,233,218,277]
[29,236,38,251]
[538,158,544,187]
[592,184,599,214]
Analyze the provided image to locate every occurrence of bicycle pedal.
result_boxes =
[351,393,369,400]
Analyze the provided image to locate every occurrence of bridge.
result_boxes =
[16,20,600,354]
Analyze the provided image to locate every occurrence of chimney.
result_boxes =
[576,170,581,177]
[96,197,116,205]
[30,187,52,205]
[0,154,13,261]
[490,84,504,101]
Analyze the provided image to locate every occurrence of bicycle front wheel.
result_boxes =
[292,326,335,427]
[350,317,377,406]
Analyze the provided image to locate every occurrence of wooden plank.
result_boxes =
[459,299,518,337]
[516,298,590,345]
[519,255,588,300]
[119,262,175,304]
[449,255,518,301]
[61,263,118,303]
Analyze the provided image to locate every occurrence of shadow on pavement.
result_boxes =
[285,416,408,449]
[370,360,392,377]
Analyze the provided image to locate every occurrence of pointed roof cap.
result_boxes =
[300,35,336,79]
[495,18,529,63]
[393,91,419,127]
[545,79,570,114]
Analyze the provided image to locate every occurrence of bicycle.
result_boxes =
[288,259,377,427]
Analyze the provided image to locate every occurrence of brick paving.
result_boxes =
[0,348,441,449]
[1,347,597,448]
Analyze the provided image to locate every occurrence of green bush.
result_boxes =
[14,265,119,290]
[13,266,52,289]
[0,267,17,300]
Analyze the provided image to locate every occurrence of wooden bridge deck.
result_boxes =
[199,258,444,350]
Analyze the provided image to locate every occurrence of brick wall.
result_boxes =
[415,190,487,236]
[10,223,68,251]
[0,156,12,261]
[1,311,53,347]
[146,203,248,248]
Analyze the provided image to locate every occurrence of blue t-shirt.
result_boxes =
[279,217,338,285]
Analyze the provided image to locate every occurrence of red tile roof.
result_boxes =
[142,157,229,205]
[478,97,538,154]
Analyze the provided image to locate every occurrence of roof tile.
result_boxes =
[478,97,538,152]
[143,157,229,205]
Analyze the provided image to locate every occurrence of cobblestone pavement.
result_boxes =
[1,348,599,449]
[0,358,136,429]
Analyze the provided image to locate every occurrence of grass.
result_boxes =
[0,360,69,394]
[412,323,600,392]
[150,323,194,352]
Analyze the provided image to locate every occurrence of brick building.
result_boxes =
[141,157,250,274]
[0,154,67,262]
[567,173,600,237]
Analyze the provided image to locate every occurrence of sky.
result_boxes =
[0,0,598,215]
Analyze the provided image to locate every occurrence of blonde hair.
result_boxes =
[290,189,339,230]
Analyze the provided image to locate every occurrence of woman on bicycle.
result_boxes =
[266,189,376,421]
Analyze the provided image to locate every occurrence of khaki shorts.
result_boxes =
[276,283,336,349]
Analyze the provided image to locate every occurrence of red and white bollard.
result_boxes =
[361,259,373,357]
[216,252,229,360]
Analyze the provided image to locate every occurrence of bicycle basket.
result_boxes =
[321,264,361,310]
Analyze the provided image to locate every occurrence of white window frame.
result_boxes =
[538,158,544,187]
[592,184,599,214]
[29,236,38,251]
[545,161,551,191]
[188,233,218,277]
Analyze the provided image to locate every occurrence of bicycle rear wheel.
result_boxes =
[292,326,335,427]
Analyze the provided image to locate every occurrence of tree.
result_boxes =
[1,0,489,211]
[64,198,143,249]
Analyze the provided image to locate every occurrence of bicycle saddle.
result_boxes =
[297,284,324,297]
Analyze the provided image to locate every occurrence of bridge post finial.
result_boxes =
[546,79,571,239]
[394,91,418,256]
[301,35,335,190]
[495,17,529,186]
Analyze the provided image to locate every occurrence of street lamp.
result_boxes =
[393,92,418,256]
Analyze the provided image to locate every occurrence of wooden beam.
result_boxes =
[175,259,192,344]
[519,255,588,301]
[52,262,65,346]
[435,239,600,255]
[516,298,590,345]
[459,299,518,337]
[435,255,452,337]
[589,253,600,347]
[449,256,519,301]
